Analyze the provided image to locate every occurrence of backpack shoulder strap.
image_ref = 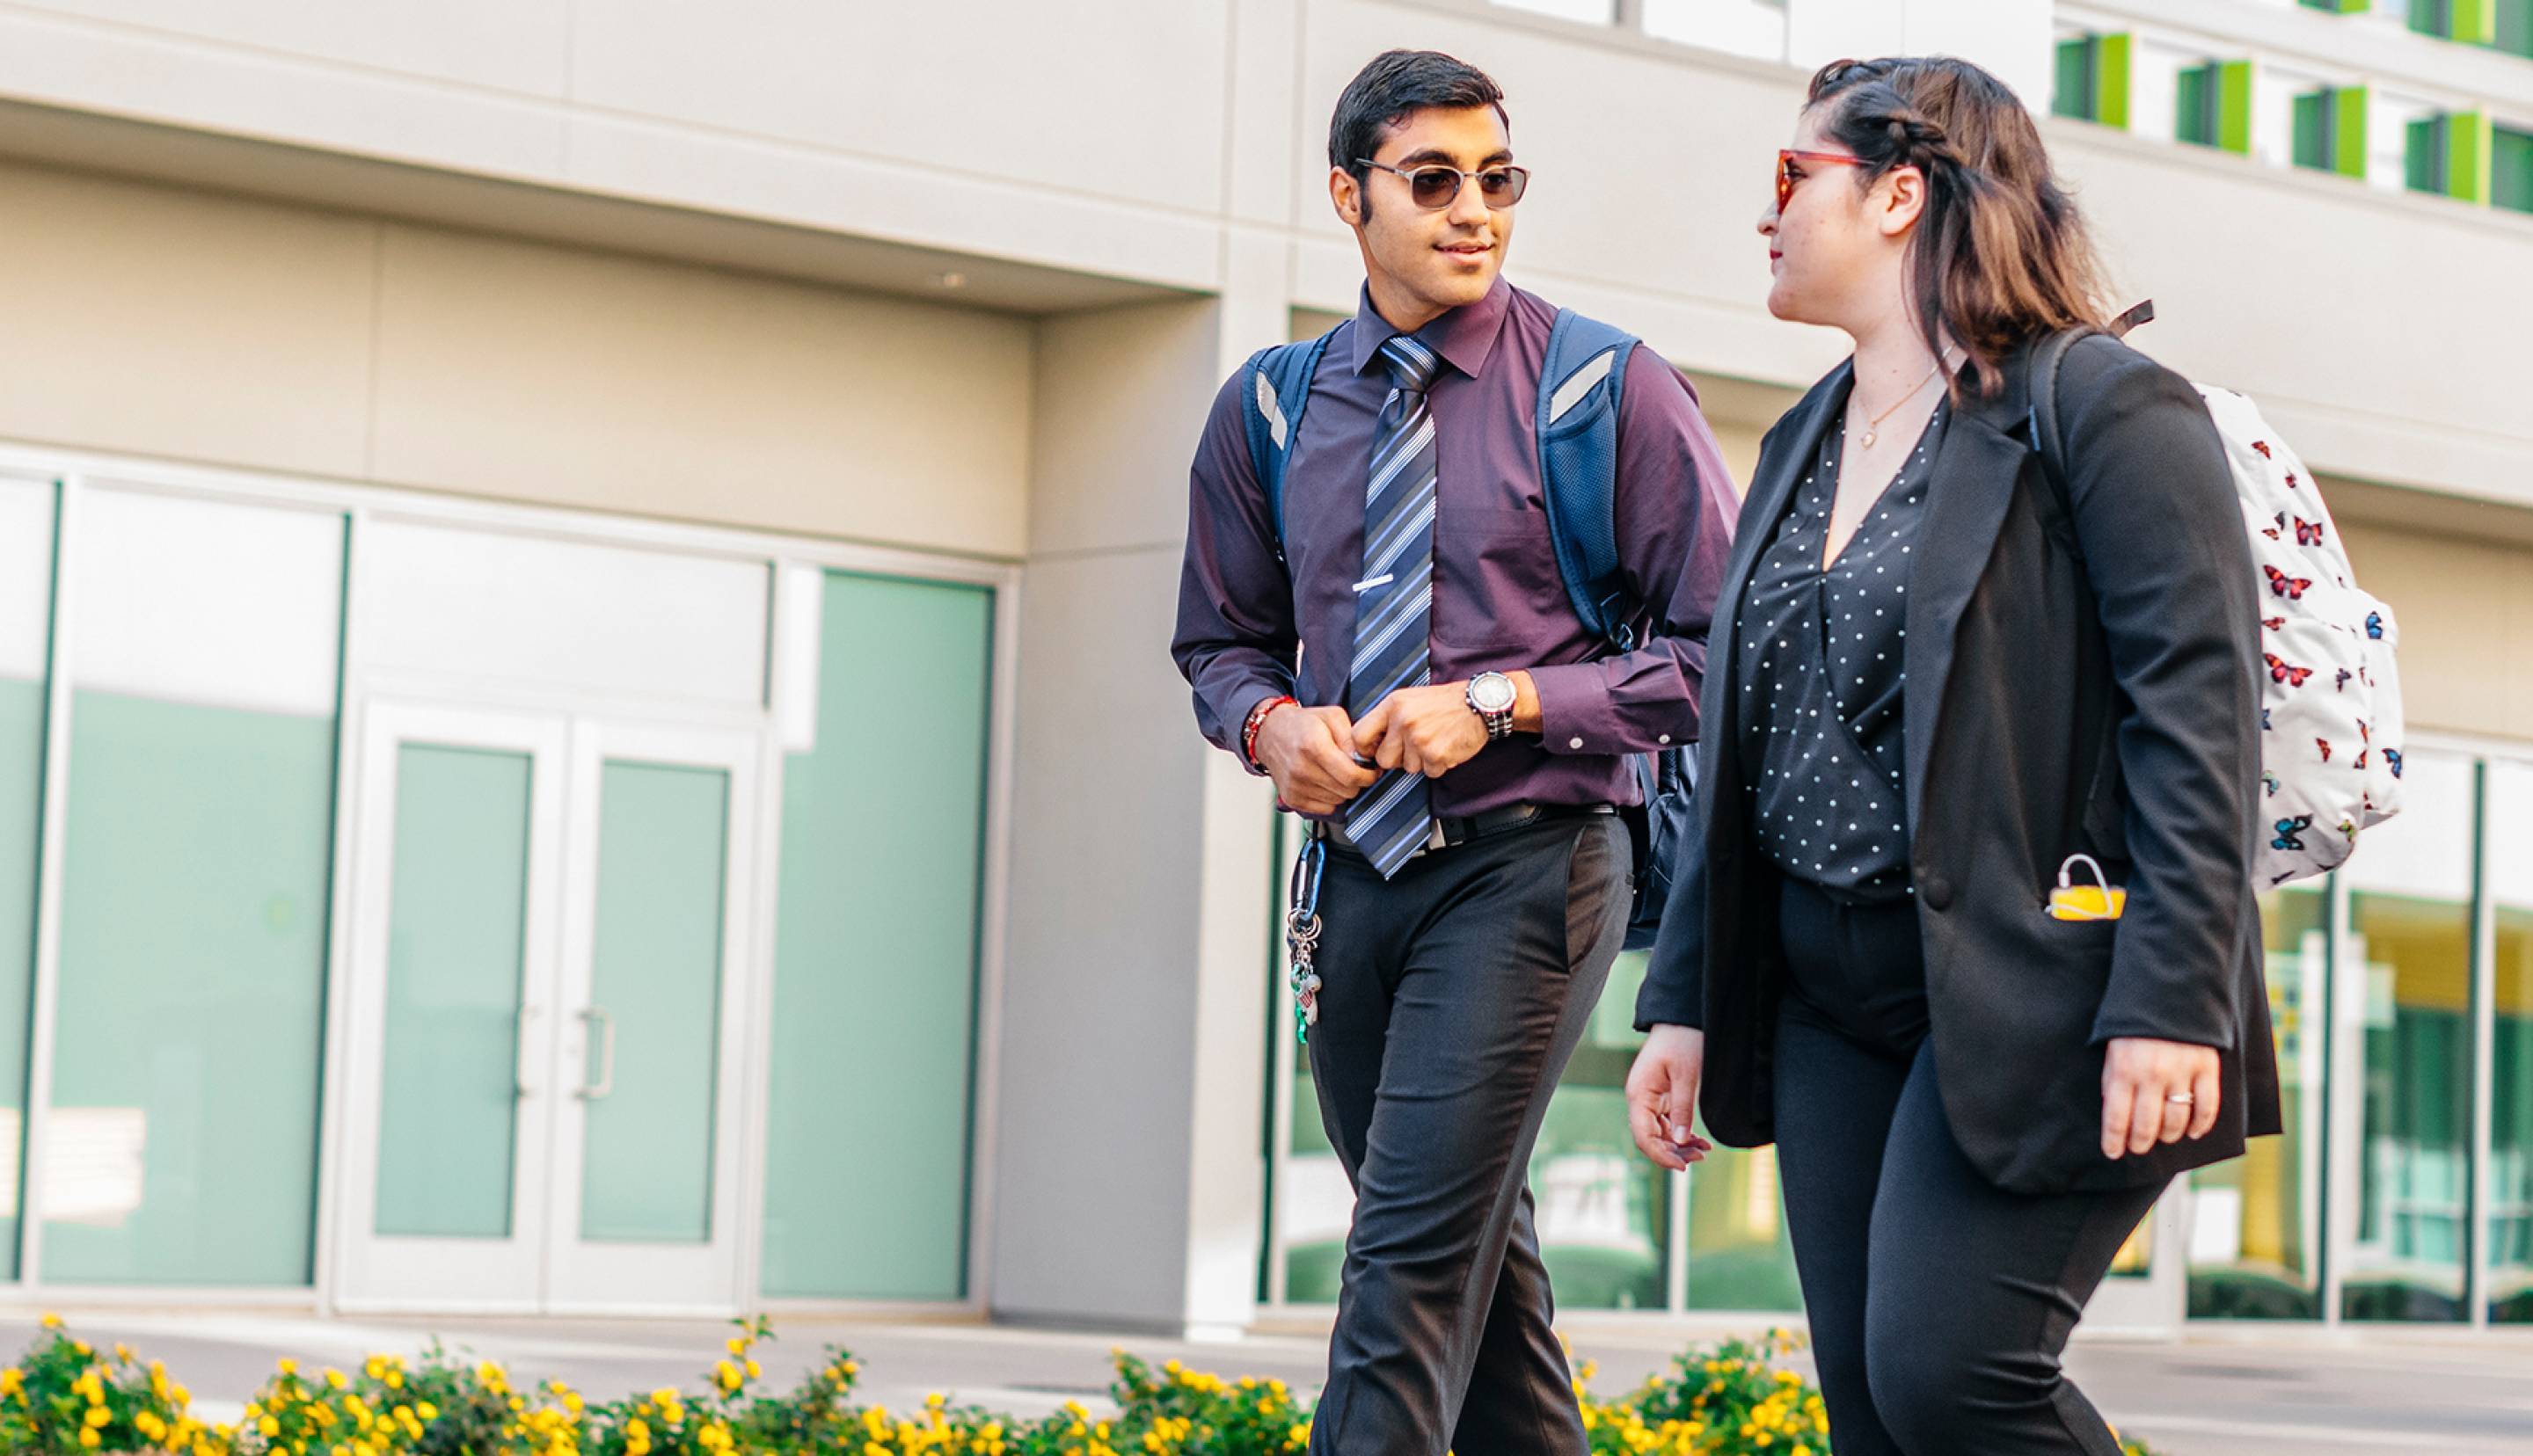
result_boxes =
[2027,299,2155,538]
[1240,326,1340,562]
[1537,308,1642,650]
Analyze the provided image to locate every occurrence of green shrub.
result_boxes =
[0,1314,2164,1455]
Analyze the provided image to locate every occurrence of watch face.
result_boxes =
[1471,673,1516,714]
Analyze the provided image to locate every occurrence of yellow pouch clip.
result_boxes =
[2047,853,2126,921]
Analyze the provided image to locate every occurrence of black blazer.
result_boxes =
[1635,333,2283,1195]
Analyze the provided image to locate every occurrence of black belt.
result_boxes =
[1326,800,1613,860]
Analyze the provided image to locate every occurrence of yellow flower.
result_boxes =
[77,1429,99,1450]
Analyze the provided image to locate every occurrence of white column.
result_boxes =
[1785,0,2055,116]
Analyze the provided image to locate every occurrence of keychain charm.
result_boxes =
[1285,827,1328,1043]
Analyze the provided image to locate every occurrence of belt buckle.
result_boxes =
[1425,820,1449,853]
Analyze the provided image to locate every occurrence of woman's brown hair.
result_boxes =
[1806,56,2110,398]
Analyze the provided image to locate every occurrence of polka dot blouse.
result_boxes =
[1732,396,1949,904]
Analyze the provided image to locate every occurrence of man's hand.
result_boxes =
[2100,1037,2221,1160]
[1255,703,1378,817]
[1352,682,1490,778]
[1626,1025,1714,1172]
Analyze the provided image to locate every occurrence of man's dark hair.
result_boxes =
[1328,49,1509,220]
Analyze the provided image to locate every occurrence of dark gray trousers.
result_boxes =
[1773,878,2168,1455]
[1304,812,1631,1456]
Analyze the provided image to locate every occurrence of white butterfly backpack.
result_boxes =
[2036,303,2405,888]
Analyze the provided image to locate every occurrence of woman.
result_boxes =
[1624,56,2280,1454]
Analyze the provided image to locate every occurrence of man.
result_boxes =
[1172,49,1738,1455]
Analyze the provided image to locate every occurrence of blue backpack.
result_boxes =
[1239,309,1693,950]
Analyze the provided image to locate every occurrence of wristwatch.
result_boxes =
[1466,671,1517,741]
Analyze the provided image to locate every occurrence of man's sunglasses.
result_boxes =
[1775,149,1860,215]
[1355,159,1531,211]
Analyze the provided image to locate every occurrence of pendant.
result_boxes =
[1859,429,1877,448]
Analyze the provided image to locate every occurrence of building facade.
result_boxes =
[0,0,2523,1340]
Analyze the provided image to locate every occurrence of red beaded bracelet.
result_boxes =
[1242,694,1298,769]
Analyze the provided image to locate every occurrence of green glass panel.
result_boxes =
[2190,885,2327,1319]
[2456,0,2498,41]
[1684,1144,1801,1312]
[2293,92,2332,171]
[2409,116,2447,193]
[0,680,43,1282]
[2052,39,2094,122]
[374,746,531,1239]
[2413,0,2456,35]
[2496,127,2533,215]
[2344,758,2476,1327]
[2495,0,2533,55]
[1534,951,1668,1311]
[760,572,992,1299]
[2176,66,2215,148]
[2495,904,2533,1321]
[45,692,334,1285]
[579,761,729,1244]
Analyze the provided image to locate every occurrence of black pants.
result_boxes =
[1773,877,2165,1456]
[1304,812,1631,1456]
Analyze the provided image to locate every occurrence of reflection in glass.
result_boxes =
[1280,954,1673,1310]
[2190,885,2327,1318]
[2340,753,2476,1321]
[0,477,53,1278]
[2489,764,2533,1323]
[1539,952,1668,1310]
[374,746,531,1239]
[580,761,728,1244]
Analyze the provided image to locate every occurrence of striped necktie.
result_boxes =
[1342,334,1442,878]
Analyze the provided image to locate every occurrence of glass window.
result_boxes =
[2191,885,2328,1318]
[2340,751,2477,1322]
[2176,62,2248,153]
[2292,88,2367,177]
[2489,762,2533,1323]
[2412,0,2458,36]
[2494,127,2533,215]
[372,746,532,1239]
[1277,954,1676,1312]
[45,489,343,1286]
[2053,39,2097,122]
[758,571,993,1300]
[579,761,730,1244]
[2176,64,2216,147]
[1536,952,1669,1311]
[2408,115,2449,193]
[2495,0,2533,55]
[0,477,57,1280]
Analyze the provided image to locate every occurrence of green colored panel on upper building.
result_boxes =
[2496,127,2533,213]
[2217,61,2256,155]
[2052,34,2131,129]
[2495,0,2533,57]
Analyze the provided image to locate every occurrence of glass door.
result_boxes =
[334,703,566,1312]
[333,706,757,1314]
[542,719,756,1314]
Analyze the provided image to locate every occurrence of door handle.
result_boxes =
[577,1006,617,1101]
[516,1004,540,1097]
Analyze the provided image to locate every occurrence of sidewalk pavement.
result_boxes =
[2,1310,2528,1455]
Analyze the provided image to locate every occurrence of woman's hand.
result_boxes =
[2100,1037,2221,1159]
[1626,1025,1715,1171]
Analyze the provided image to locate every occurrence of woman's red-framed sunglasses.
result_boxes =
[1776,149,1860,214]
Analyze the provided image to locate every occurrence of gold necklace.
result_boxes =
[1854,358,1943,449]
